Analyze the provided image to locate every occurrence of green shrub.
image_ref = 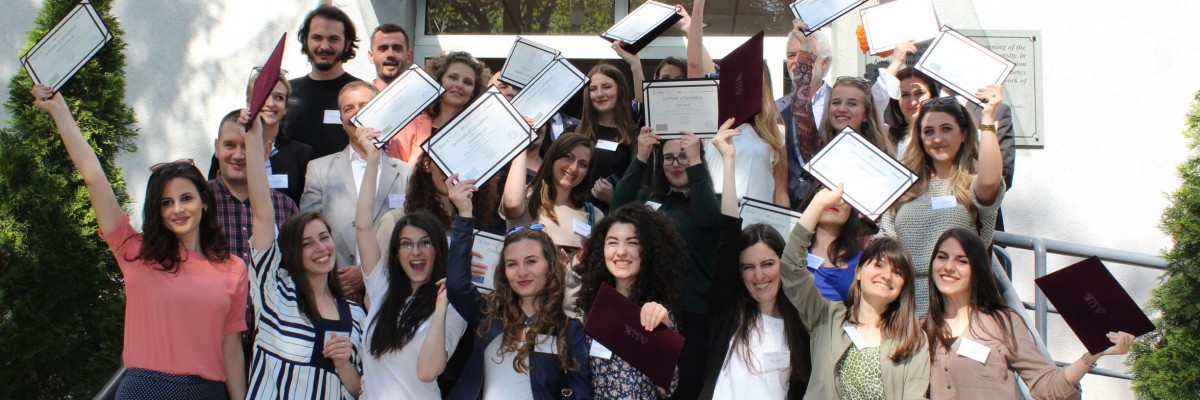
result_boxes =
[0,0,137,397]
[1129,91,1200,399]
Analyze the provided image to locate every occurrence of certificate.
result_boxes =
[601,0,681,54]
[789,0,868,36]
[803,127,918,221]
[499,37,560,89]
[422,87,534,185]
[739,197,805,245]
[859,0,940,55]
[471,230,505,290]
[20,1,113,92]
[643,79,720,138]
[916,26,1016,106]
[510,56,588,129]
[351,65,445,149]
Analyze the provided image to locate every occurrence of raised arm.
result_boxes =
[418,279,452,382]
[612,127,658,208]
[780,185,844,331]
[613,43,645,104]
[973,85,1004,205]
[711,118,740,216]
[446,174,484,324]
[500,150,530,220]
[685,0,716,78]
[237,111,277,250]
[31,85,122,234]
[355,128,385,276]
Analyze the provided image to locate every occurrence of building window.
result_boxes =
[426,0,616,35]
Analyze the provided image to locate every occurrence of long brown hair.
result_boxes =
[278,212,346,323]
[821,77,895,157]
[405,153,498,230]
[893,99,979,221]
[577,63,638,145]
[924,228,1020,354]
[752,64,787,168]
[730,224,811,384]
[842,237,924,362]
[478,228,578,373]
[134,164,229,273]
[527,133,594,224]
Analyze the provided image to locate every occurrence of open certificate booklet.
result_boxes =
[499,37,560,88]
[20,0,113,92]
[471,230,504,290]
[859,0,940,55]
[351,65,444,149]
[916,26,1016,106]
[601,0,681,54]
[422,87,534,185]
[789,0,867,35]
[510,56,588,130]
[803,127,918,221]
[643,79,720,138]
[739,198,804,245]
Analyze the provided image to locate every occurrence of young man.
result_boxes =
[368,23,413,91]
[283,5,363,160]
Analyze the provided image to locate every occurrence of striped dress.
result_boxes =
[248,243,366,399]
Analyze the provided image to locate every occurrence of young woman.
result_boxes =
[886,68,938,156]
[795,184,864,302]
[387,51,487,163]
[879,87,1006,316]
[422,180,592,399]
[574,63,639,210]
[575,204,686,398]
[242,111,365,398]
[375,152,502,248]
[700,120,811,399]
[346,127,470,398]
[501,132,603,251]
[925,228,1136,399]
[33,85,248,399]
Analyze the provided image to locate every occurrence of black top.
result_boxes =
[586,125,632,212]
[282,73,361,160]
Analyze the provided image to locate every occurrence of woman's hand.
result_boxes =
[812,183,845,210]
[612,41,639,65]
[471,251,489,278]
[711,118,740,160]
[434,278,449,311]
[236,109,264,141]
[591,178,614,203]
[976,84,1004,122]
[1099,331,1136,357]
[30,84,68,115]
[445,174,478,217]
[891,41,917,64]
[672,5,692,32]
[678,130,702,165]
[640,301,671,331]
[321,333,355,371]
[356,127,382,158]
[635,126,660,163]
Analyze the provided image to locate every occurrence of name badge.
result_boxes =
[806,253,826,268]
[596,140,619,152]
[534,334,558,354]
[843,325,869,349]
[573,219,592,237]
[956,337,991,364]
[325,330,350,346]
[268,174,289,189]
[589,340,613,359]
[763,351,790,370]
[931,195,957,210]
[388,194,406,209]
[644,201,662,211]
[323,109,341,125]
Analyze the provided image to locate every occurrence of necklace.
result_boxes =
[523,314,536,328]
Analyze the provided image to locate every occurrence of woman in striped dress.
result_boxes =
[241,111,367,399]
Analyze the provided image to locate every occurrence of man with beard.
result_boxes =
[283,5,363,160]
[368,23,412,91]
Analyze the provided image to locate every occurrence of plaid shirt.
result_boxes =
[207,177,298,266]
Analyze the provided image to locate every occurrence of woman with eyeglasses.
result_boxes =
[925,228,1135,399]
[32,85,249,399]
[387,51,487,164]
[420,182,592,399]
[240,111,366,398]
[878,87,1006,316]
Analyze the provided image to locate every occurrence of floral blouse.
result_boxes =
[587,313,680,399]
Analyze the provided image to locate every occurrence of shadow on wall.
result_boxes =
[0,0,41,129]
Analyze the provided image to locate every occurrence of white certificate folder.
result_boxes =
[601,0,681,54]
[790,0,868,36]
[423,87,535,186]
[510,56,588,130]
[739,197,804,245]
[471,230,505,290]
[643,79,720,138]
[499,37,560,88]
[859,0,940,55]
[916,26,1016,106]
[20,1,113,92]
[351,65,445,149]
[803,128,917,221]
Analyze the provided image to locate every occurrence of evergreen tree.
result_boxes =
[1129,91,1200,398]
[0,0,137,397]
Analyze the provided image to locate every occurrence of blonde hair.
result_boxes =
[894,100,980,220]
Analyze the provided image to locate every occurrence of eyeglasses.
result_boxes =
[399,239,434,251]
[149,159,196,175]
[251,66,289,79]
[920,96,958,108]
[835,76,871,87]
[506,223,545,237]
[663,154,690,166]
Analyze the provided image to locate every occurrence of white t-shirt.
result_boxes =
[705,123,780,202]
[712,314,790,400]
[482,336,535,400]
[361,257,468,400]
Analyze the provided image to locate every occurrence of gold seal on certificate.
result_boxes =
[803,127,918,221]
[601,0,682,54]
[499,37,560,89]
[470,230,504,290]
[739,198,805,245]
[643,79,719,138]
[422,87,535,185]
[20,0,113,92]
[789,0,868,36]
[351,65,445,149]
[510,56,588,130]
[859,0,940,55]
[916,26,1017,106]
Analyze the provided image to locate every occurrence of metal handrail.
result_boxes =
[92,363,123,400]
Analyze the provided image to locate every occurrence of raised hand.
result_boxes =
[711,118,740,159]
[635,126,660,163]
[356,127,383,158]
[30,84,68,115]
[445,173,478,217]
[678,130,702,165]
[975,84,1004,118]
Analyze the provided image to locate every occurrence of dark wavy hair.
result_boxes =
[478,227,578,373]
[134,164,229,273]
[297,4,359,62]
[369,211,448,358]
[424,51,486,120]
[886,68,939,145]
[578,62,639,145]
[405,153,499,231]
[278,212,346,323]
[728,224,811,384]
[925,228,1019,354]
[843,237,924,362]
[653,56,687,79]
[796,183,862,267]
[527,133,595,224]
[576,204,686,316]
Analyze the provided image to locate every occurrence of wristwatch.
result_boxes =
[979,123,997,132]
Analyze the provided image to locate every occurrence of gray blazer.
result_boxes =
[300,146,412,267]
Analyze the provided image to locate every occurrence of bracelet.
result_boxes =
[979,123,997,132]
[1082,352,1098,369]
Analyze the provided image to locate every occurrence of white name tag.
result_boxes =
[763,351,790,370]
[956,337,991,364]
[268,174,289,189]
[388,193,406,209]
[325,330,350,345]
[645,201,662,211]
[323,109,341,125]
[534,334,558,354]
[573,219,592,237]
[806,253,826,268]
[843,325,869,350]
[931,195,957,210]
[596,140,619,152]
[589,340,613,359]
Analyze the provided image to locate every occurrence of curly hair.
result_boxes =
[133,163,229,273]
[576,204,686,316]
[478,227,579,373]
[369,211,448,358]
[424,51,486,119]
[527,133,595,224]
[404,153,498,231]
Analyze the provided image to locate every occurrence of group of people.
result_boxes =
[32,2,1138,399]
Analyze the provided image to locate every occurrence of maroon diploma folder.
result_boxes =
[582,283,684,388]
[246,33,285,129]
[718,31,764,126]
[1034,256,1154,354]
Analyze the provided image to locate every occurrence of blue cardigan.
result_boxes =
[445,216,593,400]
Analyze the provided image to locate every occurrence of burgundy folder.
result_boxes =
[1034,256,1154,354]
[246,33,286,129]
[583,283,684,388]
[718,31,764,127]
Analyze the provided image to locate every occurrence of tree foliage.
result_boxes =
[0,0,137,397]
[1129,91,1200,398]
